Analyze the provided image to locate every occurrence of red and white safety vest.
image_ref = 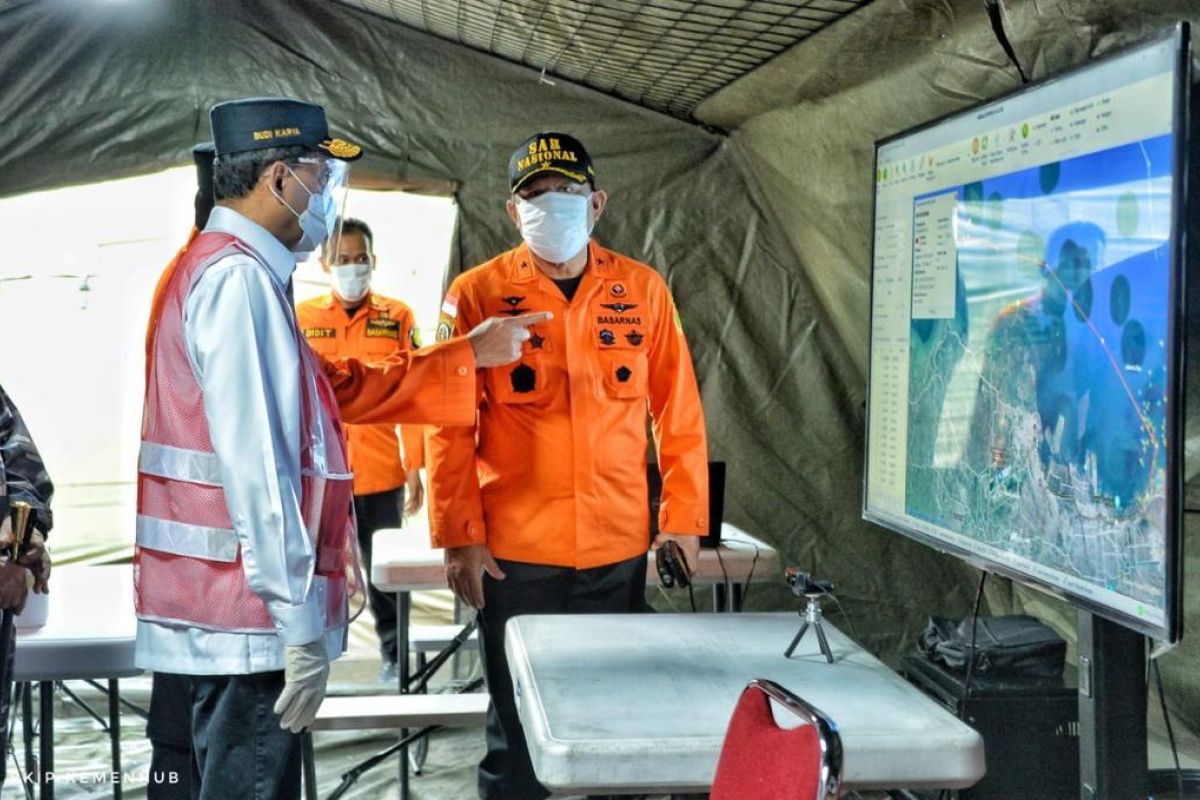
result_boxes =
[135,232,356,634]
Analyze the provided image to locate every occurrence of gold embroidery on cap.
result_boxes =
[322,138,361,159]
[252,127,302,142]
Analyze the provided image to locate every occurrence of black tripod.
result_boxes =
[784,591,835,664]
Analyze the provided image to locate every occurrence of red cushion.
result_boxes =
[711,686,825,800]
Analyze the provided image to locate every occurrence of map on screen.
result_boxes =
[865,28,1185,640]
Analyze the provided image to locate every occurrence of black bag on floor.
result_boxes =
[919,615,1066,678]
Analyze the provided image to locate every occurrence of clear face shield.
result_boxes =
[282,156,352,256]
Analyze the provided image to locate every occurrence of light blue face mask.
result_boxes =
[516,191,594,264]
[273,161,349,256]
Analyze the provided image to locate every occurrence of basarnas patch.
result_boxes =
[366,318,400,338]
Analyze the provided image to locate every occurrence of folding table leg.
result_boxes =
[396,590,411,800]
[730,583,743,613]
[409,653,428,775]
[108,679,121,800]
[301,731,317,800]
[21,682,32,793]
[5,681,20,779]
[38,681,52,800]
[712,584,725,612]
[452,596,465,679]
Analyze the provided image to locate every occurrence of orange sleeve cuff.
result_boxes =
[658,503,709,536]
[400,426,425,472]
[430,516,486,549]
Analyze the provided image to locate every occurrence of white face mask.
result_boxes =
[330,262,372,303]
[515,191,593,264]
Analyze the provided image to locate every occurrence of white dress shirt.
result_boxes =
[135,207,345,675]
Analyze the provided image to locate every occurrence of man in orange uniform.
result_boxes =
[427,132,709,800]
[297,217,424,682]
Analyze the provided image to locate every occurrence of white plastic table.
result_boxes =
[15,564,138,681]
[371,522,782,600]
[14,564,140,800]
[505,612,986,796]
[369,522,781,798]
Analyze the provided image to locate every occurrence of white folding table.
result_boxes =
[371,522,782,607]
[505,612,986,796]
[14,564,141,800]
[368,522,781,798]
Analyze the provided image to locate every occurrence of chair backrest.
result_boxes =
[710,679,843,800]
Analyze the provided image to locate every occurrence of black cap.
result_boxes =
[209,98,363,161]
[193,142,215,188]
[508,132,594,192]
[192,142,216,229]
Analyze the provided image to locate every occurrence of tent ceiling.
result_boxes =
[334,0,871,122]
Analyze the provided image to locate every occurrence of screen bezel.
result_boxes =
[862,23,1190,642]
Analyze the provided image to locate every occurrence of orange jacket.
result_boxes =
[322,339,476,428]
[145,227,200,383]
[427,240,708,569]
[148,229,476,433]
[149,236,476,433]
[298,292,425,496]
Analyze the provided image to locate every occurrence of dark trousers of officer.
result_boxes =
[0,618,14,793]
[476,553,647,800]
[353,486,404,663]
[147,674,193,799]
[148,671,300,800]
[190,671,301,800]
[144,487,403,797]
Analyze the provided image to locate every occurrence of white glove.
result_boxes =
[273,639,330,733]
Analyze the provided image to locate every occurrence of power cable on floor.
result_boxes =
[1152,657,1185,800]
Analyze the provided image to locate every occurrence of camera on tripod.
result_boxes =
[785,567,833,598]
[784,567,837,664]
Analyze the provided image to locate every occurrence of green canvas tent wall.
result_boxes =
[0,0,1196,740]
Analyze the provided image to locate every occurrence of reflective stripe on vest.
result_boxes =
[137,441,239,561]
[139,441,222,486]
[136,231,361,635]
[135,514,239,562]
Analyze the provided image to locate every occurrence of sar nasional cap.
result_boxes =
[509,131,594,191]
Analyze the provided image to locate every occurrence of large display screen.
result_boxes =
[864,26,1189,641]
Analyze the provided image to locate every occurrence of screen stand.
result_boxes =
[1077,611,1147,800]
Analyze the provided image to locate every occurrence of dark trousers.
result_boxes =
[190,671,300,800]
[476,553,647,800]
[353,487,404,662]
[147,673,193,799]
[0,615,14,792]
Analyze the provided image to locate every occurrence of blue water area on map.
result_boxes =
[905,134,1174,535]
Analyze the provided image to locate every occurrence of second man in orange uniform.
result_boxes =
[427,133,710,800]
[296,217,424,682]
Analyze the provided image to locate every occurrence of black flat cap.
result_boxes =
[210,98,363,161]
